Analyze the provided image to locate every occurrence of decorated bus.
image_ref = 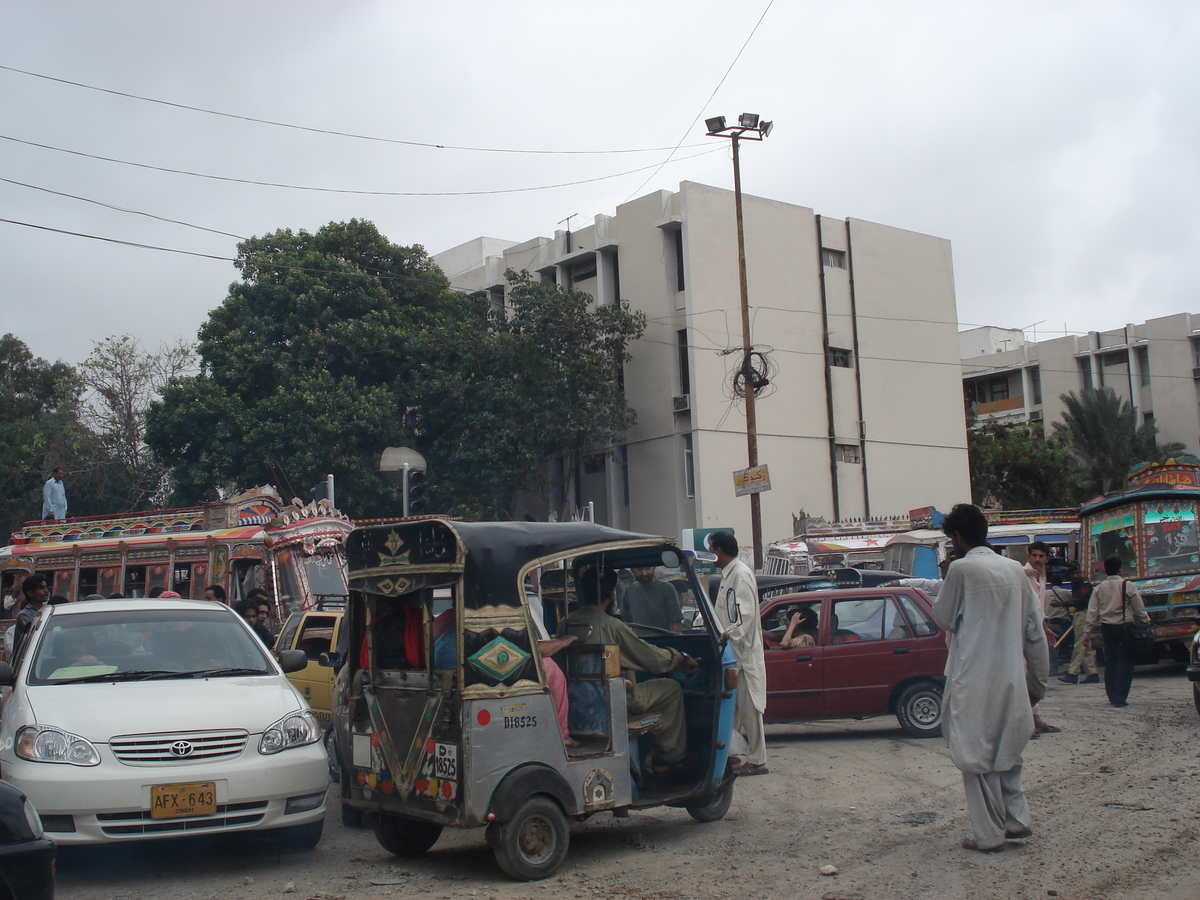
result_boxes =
[1079,457,1200,658]
[0,486,351,620]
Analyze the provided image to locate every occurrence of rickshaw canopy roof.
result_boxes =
[348,519,682,609]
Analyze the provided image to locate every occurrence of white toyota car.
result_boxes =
[0,598,328,847]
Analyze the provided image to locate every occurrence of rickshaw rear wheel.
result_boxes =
[488,796,569,881]
[685,776,735,823]
[375,813,443,857]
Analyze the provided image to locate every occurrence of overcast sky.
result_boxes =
[2,1,1197,368]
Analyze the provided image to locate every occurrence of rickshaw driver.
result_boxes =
[558,562,700,774]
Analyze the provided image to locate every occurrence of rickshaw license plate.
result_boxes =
[150,781,217,819]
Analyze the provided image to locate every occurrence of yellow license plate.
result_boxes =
[150,781,217,819]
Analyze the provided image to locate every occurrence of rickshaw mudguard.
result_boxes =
[712,639,740,782]
[485,763,579,824]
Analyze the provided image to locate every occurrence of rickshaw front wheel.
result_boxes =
[375,813,443,857]
[488,796,569,881]
[685,776,735,823]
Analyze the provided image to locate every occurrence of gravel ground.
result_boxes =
[55,661,1200,900]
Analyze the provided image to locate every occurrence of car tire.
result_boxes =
[1192,683,1200,718]
[487,796,569,881]
[375,813,442,857]
[896,681,943,738]
[275,818,324,850]
[685,776,735,823]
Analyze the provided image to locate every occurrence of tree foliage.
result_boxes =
[967,416,1073,509]
[1052,387,1187,500]
[0,334,85,537]
[78,335,197,509]
[146,220,645,520]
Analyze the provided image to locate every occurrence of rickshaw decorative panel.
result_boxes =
[462,627,537,689]
[1142,501,1199,575]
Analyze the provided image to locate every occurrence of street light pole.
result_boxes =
[705,114,773,570]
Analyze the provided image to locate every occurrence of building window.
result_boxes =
[568,256,597,285]
[1192,337,1200,369]
[488,286,504,312]
[1079,357,1094,390]
[609,251,621,304]
[965,380,987,404]
[677,329,691,396]
[1137,346,1150,387]
[835,443,862,464]
[1030,366,1042,404]
[1103,350,1128,367]
[989,376,1009,401]
[583,454,606,475]
[821,248,846,269]
[682,434,695,498]
[1143,412,1155,426]
[827,347,852,368]
[674,229,685,292]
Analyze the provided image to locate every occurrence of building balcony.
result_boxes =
[975,396,1026,415]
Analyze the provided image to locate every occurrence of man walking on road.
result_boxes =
[708,531,768,777]
[933,504,1049,853]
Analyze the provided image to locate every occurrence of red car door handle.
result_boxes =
[892,647,910,654]
[794,654,812,661]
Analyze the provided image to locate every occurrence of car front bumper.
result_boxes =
[4,743,329,845]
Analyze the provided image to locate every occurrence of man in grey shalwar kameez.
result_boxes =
[933,504,1049,853]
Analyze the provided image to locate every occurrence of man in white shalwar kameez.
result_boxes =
[933,504,1049,853]
[709,531,768,777]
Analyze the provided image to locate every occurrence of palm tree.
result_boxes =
[1053,387,1187,500]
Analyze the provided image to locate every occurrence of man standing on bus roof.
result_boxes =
[42,467,67,521]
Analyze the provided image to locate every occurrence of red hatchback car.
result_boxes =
[760,587,948,737]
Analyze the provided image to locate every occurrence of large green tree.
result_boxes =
[968,417,1073,509]
[1052,387,1187,500]
[0,334,91,537]
[146,220,644,520]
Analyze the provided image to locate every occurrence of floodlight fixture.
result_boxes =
[738,113,760,129]
[705,115,727,134]
[760,120,774,138]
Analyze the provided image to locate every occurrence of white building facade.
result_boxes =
[434,182,971,546]
[961,313,1200,455]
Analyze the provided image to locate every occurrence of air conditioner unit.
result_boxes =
[1192,366,1200,380]
[673,394,691,413]
[1030,410,1043,421]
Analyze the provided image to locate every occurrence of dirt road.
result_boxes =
[55,663,1200,900]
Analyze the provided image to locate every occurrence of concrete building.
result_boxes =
[434,181,970,546]
[961,313,1200,455]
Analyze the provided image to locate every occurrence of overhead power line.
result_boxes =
[0,134,722,196]
[0,63,710,156]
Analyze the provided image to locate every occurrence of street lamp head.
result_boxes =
[760,120,774,138]
[738,113,760,129]
[704,115,727,134]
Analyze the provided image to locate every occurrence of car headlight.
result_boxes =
[16,725,101,766]
[259,710,321,755]
[23,796,45,839]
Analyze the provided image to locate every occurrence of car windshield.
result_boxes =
[27,607,274,685]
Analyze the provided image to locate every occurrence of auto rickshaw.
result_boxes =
[328,519,739,880]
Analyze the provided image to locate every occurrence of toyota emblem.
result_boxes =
[170,740,194,757]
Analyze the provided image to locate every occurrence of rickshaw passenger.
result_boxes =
[558,563,699,772]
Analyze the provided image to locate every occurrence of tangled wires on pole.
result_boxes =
[730,349,776,400]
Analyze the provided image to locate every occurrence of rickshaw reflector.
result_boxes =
[724,668,740,691]
[477,710,491,726]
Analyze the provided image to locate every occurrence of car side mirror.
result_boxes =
[277,649,309,673]
[318,651,342,669]
[0,662,12,686]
